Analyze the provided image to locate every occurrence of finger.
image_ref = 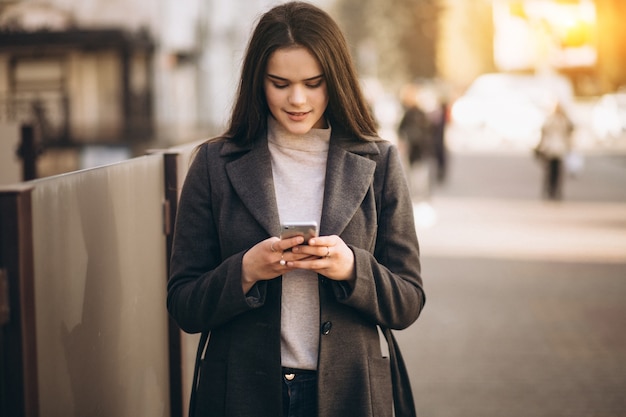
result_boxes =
[289,252,315,261]
[280,235,305,249]
[291,244,323,258]
[308,235,337,247]
[269,237,282,253]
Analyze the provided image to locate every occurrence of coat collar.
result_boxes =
[222,131,380,238]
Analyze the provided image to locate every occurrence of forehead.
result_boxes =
[266,46,323,79]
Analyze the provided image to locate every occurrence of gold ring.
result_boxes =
[325,247,330,258]
[270,241,277,252]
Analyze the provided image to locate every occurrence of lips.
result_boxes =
[286,111,310,121]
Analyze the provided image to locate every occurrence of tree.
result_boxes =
[333,0,442,90]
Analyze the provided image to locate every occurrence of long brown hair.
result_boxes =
[224,1,378,145]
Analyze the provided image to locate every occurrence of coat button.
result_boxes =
[321,321,332,335]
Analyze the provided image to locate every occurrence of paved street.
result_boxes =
[397,149,626,417]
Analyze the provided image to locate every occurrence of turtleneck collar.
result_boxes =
[267,116,331,152]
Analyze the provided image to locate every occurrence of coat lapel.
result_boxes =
[223,139,281,237]
[320,136,379,236]
[222,133,381,239]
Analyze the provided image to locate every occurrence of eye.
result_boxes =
[272,82,288,89]
[306,79,324,89]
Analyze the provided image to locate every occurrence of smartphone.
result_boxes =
[280,221,319,244]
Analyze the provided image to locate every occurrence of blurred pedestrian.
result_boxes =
[535,101,574,200]
[397,83,434,202]
[431,99,449,184]
[167,2,425,417]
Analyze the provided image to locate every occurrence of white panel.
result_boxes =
[30,154,170,417]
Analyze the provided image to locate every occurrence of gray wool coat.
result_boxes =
[167,129,425,417]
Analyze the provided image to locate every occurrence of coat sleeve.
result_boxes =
[166,144,266,334]
[333,143,425,330]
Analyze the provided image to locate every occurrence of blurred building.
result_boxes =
[0,23,154,147]
[438,0,626,97]
[0,0,332,177]
[0,2,156,159]
[1,0,624,179]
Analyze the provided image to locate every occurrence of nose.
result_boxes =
[288,85,306,106]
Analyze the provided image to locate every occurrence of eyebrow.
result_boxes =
[266,74,324,82]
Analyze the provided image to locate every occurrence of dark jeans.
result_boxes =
[282,371,317,417]
[544,157,563,199]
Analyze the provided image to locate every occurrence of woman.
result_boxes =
[536,101,574,200]
[167,2,425,416]
[397,83,434,201]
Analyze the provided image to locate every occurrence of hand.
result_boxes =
[290,235,355,283]
[241,235,311,293]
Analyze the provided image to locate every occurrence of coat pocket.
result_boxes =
[368,356,393,417]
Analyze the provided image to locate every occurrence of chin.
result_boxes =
[288,126,315,135]
[281,121,316,135]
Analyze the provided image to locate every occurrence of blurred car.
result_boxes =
[591,87,626,143]
[449,72,574,148]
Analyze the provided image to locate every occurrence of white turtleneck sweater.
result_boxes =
[267,116,330,371]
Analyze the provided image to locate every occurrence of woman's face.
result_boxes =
[264,46,329,135]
